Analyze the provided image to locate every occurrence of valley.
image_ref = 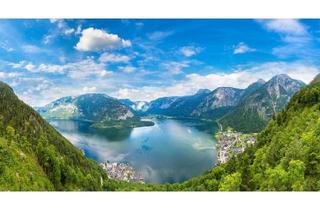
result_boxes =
[32,73,305,184]
[0,73,317,191]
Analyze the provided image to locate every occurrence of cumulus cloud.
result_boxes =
[99,52,131,63]
[75,27,131,52]
[233,42,255,54]
[180,46,202,57]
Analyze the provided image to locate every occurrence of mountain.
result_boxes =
[145,89,211,117]
[310,73,320,85]
[191,87,245,118]
[0,81,115,191]
[38,93,135,122]
[120,74,320,191]
[219,74,305,133]
[119,99,149,112]
[179,75,320,191]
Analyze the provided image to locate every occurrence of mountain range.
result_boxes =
[38,74,305,133]
[0,72,319,191]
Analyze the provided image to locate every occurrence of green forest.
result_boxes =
[1,75,320,191]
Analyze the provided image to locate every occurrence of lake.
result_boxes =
[49,118,218,184]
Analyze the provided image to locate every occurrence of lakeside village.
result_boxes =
[100,161,144,183]
[99,128,257,183]
[215,128,257,164]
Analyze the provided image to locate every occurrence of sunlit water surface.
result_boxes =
[49,119,218,183]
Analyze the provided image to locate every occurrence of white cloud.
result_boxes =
[25,63,36,72]
[161,61,190,75]
[64,28,75,35]
[51,19,75,36]
[43,34,54,45]
[180,46,202,57]
[0,71,22,79]
[147,31,174,41]
[37,64,65,74]
[10,60,28,69]
[43,19,78,44]
[83,86,97,92]
[75,25,82,35]
[75,27,131,52]
[64,58,112,79]
[233,42,255,54]
[119,66,136,73]
[257,19,311,59]
[99,52,131,63]
[9,58,112,79]
[258,19,307,36]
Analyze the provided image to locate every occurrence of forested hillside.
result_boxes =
[119,75,320,191]
[219,74,305,133]
[0,81,120,191]
[1,76,319,191]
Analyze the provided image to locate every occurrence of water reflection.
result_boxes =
[49,119,218,184]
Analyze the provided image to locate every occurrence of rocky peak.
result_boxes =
[195,89,211,95]
[255,79,266,84]
[265,74,305,98]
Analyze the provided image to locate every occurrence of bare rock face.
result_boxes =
[191,87,244,117]
[219,74,305,133]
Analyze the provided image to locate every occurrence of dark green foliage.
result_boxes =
[171,80,320,191]
[219,75,305,133]
[0,78,319,191]
[219,106,267,133]
[0,82,110,191]
[115,78,320,191]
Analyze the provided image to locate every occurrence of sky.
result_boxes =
[0,19,320,106]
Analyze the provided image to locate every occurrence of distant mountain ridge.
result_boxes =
[38,74,305,133]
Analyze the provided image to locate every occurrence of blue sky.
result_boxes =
[0,19,320,106]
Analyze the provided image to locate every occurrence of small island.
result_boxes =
[100,161,144,183]
[215,129,257,164]
[91,118,154,129]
